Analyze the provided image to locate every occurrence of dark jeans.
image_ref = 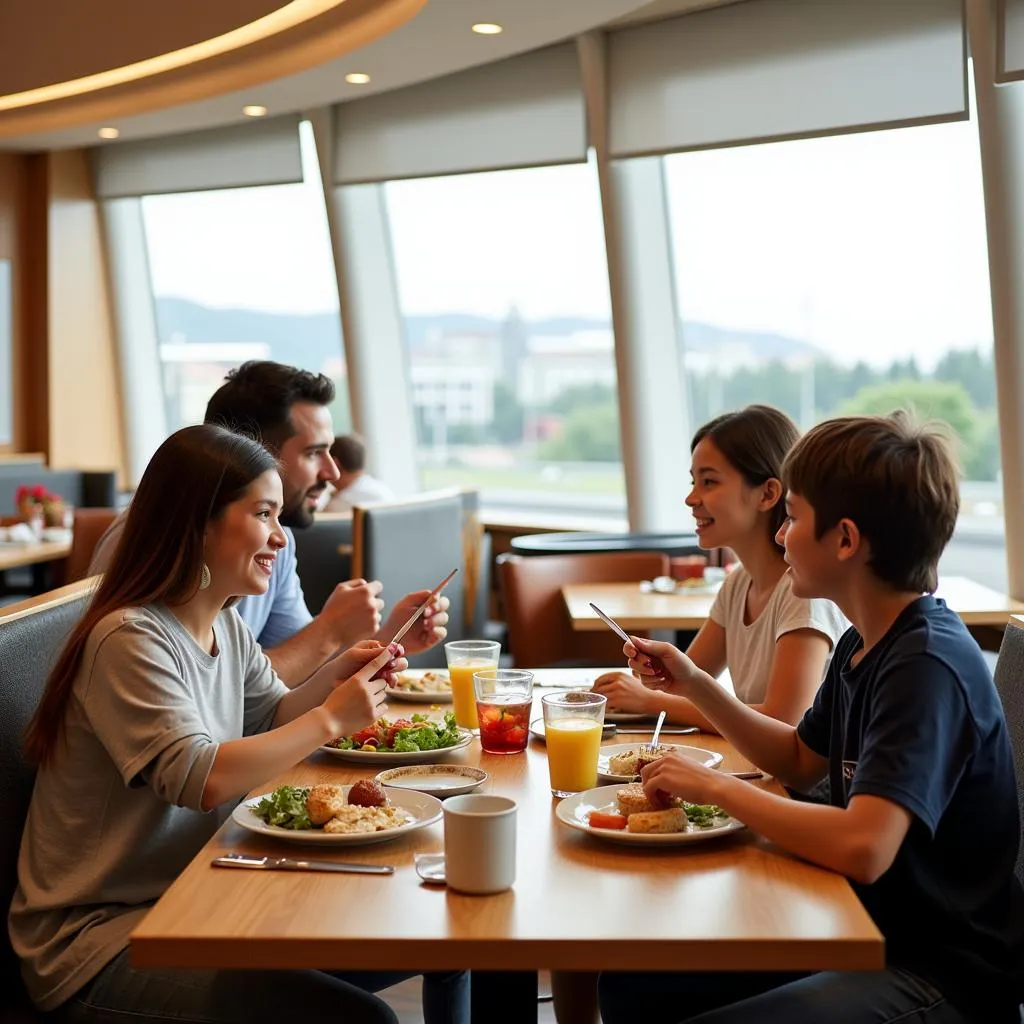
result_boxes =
[51,947,469,1024]
[598,967,975,1024]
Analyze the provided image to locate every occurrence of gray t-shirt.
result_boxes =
[9,603,289,1011]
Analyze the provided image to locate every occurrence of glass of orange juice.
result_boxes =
[444,640,501,730]
[541,691,607,798]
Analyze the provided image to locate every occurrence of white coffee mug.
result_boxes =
[442,794,517,895]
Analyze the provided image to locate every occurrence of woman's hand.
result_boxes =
[591,671,660,714]
[322,654,391,737]
[641,750,725,807]
[332,640,408,686]
[625,636,704,693]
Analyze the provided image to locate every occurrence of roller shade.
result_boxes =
[92,115,303,198]
[332,43,587,185]
[999,0,1024,82]
[608,0,967,159]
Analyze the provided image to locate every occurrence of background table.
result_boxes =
[563,575,1024,646]
[0,539,71,572]
[132,695,882,980]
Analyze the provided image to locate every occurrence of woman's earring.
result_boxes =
[199,564,212,590]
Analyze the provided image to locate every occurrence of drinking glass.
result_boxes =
[444,640,500,730]
[474,669,534,754]
[541,691,607,798]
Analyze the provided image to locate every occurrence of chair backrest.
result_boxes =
[0,580,95,1002]
[292,514,354,615]
[497,551,670,668]
[352,490,476,669]
[994,616,1024,886]
[65,508,119,584]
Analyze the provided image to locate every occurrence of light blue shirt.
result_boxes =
[90,517,313,649]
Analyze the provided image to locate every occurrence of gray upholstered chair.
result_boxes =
[352,490,484,669]
[292,513,354,615]
[0,579,96,1022]
[994,616,1024,887]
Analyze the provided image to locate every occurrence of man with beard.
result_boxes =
[90,361,448,686]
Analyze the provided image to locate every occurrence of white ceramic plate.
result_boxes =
[556,785,745,846]
[233,786,442,846]
[597,742,723,782]
[386,670,453,704]
[604,710,656,723]
[320,729,473,764]
[375,764,487,796]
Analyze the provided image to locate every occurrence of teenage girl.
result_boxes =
[593,405,846,731]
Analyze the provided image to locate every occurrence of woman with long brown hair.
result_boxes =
[10,424,467,1024]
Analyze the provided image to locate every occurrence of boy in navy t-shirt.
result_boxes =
[599,412,1024,1024]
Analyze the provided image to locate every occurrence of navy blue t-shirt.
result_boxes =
[797,596,1024,1022]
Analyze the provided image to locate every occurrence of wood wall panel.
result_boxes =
[45,150,125,483]
[0,153,26,452]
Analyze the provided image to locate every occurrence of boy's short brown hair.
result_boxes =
[782,411,960,593]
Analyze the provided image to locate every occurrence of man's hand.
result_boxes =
[319,579,385,648]
[331,640,408,687]
[377,591,450,655]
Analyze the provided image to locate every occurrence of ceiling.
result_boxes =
[0,0,728,152]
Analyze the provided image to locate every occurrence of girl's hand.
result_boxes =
[625,636,702,692]
[322,657,390,737]
[592,671,660,714]
[332,640,408,686]
[641,750,724,807]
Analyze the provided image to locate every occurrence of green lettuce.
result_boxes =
[251,786,312,830]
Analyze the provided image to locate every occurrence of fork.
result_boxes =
[645,710,667,753]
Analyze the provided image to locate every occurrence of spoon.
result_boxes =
[645,710,667,754]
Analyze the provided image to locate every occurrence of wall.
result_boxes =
[0,153,28,453]
[45,150,126,482]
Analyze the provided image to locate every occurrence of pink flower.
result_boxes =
[31,485,46,499]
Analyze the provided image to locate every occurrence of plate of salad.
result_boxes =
[321,712,473,764]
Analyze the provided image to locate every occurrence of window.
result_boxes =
[384,162,625,520]
[664,109,1003,587]
[140,121,348,432]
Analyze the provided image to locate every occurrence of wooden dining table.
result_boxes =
[562,575,1024,646]
[0,538,71,572]
[131,677,883,1016]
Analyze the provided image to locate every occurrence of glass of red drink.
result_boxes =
[474,669,534,754]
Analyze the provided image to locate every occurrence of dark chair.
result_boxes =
[0,579,96,1022]
[292,513,354,615]
[497,551,670,668]
[352,490,484,669]
[994,616,1024,887]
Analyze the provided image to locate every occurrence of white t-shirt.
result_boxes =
[322,473,395,513]
[708,566,848,704]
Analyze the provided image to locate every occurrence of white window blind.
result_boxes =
[608,0,967,159]
[332,43,587,185]
[92,115,303,198]
[999,0,1024,82]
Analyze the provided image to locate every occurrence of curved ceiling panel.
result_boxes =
[0,0,427,139]
[0,0,288,95]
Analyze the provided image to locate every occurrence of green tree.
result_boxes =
[932,348,997,410]
[538,403,621,462]
[547,383,617,416]
[491,382,524,444]
[838,378,980,475]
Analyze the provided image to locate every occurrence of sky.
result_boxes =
[142,107,995,372]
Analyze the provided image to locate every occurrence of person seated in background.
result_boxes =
[321,433,395,513]
[90,362,446,687]
[11,424,468,1024]
[599,412,1024,1024]
[593,405,846,732]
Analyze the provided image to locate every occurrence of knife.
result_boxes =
[212,852,394,875]
[360,567,459,678]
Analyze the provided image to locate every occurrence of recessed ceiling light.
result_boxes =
[345,72,371,84]
[97,126,119,139]
[471,22,503,35]
[242,104,268,117]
